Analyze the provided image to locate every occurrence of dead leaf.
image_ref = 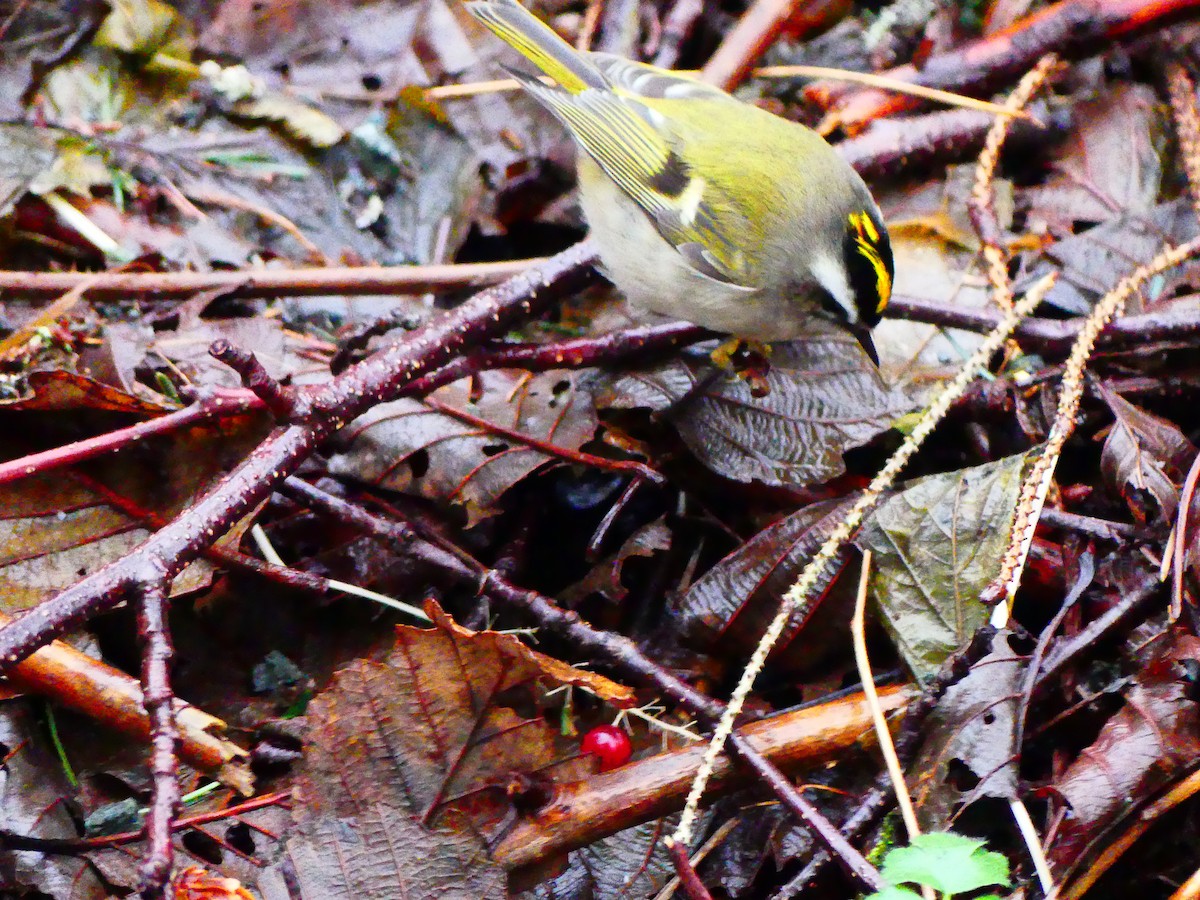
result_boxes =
[329,369,598,525]
[674,499,856,668]
[605,321,913,488]
[0,415,267,614]
[1049,632,1200,879]
[1022,83,1165,231]
[909,630,1023,828]
[0,701,127,898]
[1098,383,1195,523]
[1022,198,1200,315]
[0,369,172,414]
[298,600,625,831]
[257,803,505,900]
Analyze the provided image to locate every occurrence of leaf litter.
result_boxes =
[4,1,1200,898]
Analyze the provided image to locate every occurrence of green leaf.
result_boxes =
[863,887,924,900]
[856,452,1032,677]
[879,832,1010,896]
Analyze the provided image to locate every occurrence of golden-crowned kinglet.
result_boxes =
[468,0,893,360]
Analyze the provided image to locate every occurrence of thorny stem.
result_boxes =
[0,240,598,671]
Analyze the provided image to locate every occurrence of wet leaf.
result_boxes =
[298,600,625,830]
[329,369,598,525]
[909,630,1023,827]
[675,499,855,666]
[1023,198,1200,315]
[0,701,123,898]
[1049,632,1200,877]
[200,0,501,265]
[258,803,505,900]
[857,452,1032,677]
[0,370,173,413]
[1098,383,1194,523]
[531,814,703,899]
[606,322,913,488]
[0,412,266,614]
[1022,83,1165,231]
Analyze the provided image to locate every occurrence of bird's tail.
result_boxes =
[465,0,607,95]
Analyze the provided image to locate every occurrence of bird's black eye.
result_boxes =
[844,212,893,328]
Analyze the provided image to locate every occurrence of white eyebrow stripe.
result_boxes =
[810,253,858,324]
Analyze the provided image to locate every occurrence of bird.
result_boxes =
[465,0,893,363]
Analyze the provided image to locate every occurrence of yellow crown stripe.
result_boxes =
[472,7,593,94]
[855,236,891,312]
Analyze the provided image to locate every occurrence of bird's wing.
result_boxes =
[508,68,752,286]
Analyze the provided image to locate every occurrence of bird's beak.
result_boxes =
[851,323,879,366]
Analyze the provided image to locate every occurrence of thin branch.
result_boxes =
[0,241,598,671]
[136,573,178,900]
[0,257,540,300]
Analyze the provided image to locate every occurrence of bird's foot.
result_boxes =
[709,338,772,398]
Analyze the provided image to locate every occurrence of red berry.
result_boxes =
[580,724,631,771]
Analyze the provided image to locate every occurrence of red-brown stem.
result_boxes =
[0,241,598,671]
[669,840,716,899]
[136,574,178,899]
[423,396,664,485]
[0,792,291,853]
[0,389,263,488]
[0,258,538,300]
[208,340,298,420]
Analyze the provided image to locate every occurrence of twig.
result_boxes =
[491,686,909,870]
[654,817,739,900]
[136,574,178,899]
[851,550,919,841]
[423,396,664,485]
[757,64,1034,120]
[651,0,703,68]
[888,293,1200,352]
[807,0,1200,133]
[207,340,299,421]
[0,792,290,854]
[671,275,1056,847]
[1165,449,1200,618]
[0,257,540,300]
[1061,765,1200,900]
[0,241,598,672]
[280,476,886,882]
[429,66,1029,120]
[0,389,261,488]
[0,607,252,792]
[667,837,716,899]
